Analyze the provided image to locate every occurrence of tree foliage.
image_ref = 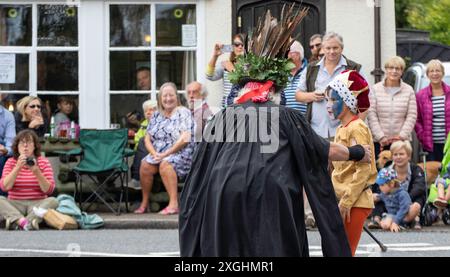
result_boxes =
[395,0,450,45]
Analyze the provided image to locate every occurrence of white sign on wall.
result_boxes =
[182,24,197,47]
[0,53,15,84]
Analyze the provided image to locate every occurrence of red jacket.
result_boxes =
[415,82,450,151]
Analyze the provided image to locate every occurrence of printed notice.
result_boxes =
[0,53,15,84]
[182,24,196,47]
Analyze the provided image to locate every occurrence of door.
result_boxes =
[233,0,326,60]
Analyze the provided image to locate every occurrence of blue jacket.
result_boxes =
[380,188,411,224]
[56,194,104,229]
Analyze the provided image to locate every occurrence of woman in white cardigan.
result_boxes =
[367,56,417,158]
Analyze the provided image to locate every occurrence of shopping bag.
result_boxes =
[43,209,78,230]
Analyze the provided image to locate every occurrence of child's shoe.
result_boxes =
[433,197,448,208]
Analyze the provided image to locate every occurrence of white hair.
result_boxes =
[323,31,344,48]
[142,99,157,111]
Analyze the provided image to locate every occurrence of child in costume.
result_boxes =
[326,70,377,256]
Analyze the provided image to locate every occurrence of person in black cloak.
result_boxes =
[178,6,372,257]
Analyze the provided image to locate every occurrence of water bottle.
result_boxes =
[70,121,76,139]
[50,116,56,137]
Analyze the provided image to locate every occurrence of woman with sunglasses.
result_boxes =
[206,34,245,108]
[15,96,49,138]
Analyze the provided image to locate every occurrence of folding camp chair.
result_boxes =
[73,129,131,215]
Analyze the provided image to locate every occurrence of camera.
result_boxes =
[26,157,35,167]
[221,44,233,53]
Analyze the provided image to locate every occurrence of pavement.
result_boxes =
[99,212,178,229]
[100,212,450,231]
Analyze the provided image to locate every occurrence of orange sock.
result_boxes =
[344,208,372,256]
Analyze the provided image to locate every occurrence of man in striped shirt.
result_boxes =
[0,130,58,231]
[281,40,308,114]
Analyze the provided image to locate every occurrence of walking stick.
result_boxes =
[363,226,388,252]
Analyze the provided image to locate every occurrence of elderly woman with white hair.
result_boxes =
[369,140,426,230]
[134,82,196,215]
[415,59,450,161]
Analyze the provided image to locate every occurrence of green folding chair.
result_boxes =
[73,129,131,215]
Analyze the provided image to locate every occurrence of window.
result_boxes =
[0,3,79,125]
[0,5,32,46]
[108,3,197,127]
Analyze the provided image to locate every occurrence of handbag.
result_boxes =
[43,209,78,230]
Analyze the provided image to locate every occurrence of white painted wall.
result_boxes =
[79,1,107,128]
[203,0,232,110]
[326,0,396,85]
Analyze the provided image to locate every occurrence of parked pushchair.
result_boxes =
[420,134,450,226]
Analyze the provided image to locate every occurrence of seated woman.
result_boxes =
[0,130,58,230]
[15,96,49,138]
[369,140,426,229]
[135,82,195,215]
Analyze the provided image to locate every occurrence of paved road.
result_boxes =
[0,229,450,257]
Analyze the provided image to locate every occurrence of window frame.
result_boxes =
[105,1,204,128]
[0,1,80,96]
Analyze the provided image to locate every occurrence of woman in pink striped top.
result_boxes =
[0,130,58,231]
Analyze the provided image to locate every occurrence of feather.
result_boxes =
[247,3,309,59]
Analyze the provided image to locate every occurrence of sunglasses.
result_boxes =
[309,43,321,49]
[233,42,244,47]
[28,104,41,109]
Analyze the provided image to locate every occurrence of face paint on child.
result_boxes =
[326,89,344,120]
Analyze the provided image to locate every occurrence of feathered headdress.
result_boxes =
[228,4,309,104]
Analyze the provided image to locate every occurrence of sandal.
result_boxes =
[158,206,179,215]
[134,206,149,214]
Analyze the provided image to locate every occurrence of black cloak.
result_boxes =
[179,101,351,257]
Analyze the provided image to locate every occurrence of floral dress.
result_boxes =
[143,107,196,179]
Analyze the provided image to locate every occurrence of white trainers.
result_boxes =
[5,218,14,230]
[31,218,40,231]
[128,179,142,190]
